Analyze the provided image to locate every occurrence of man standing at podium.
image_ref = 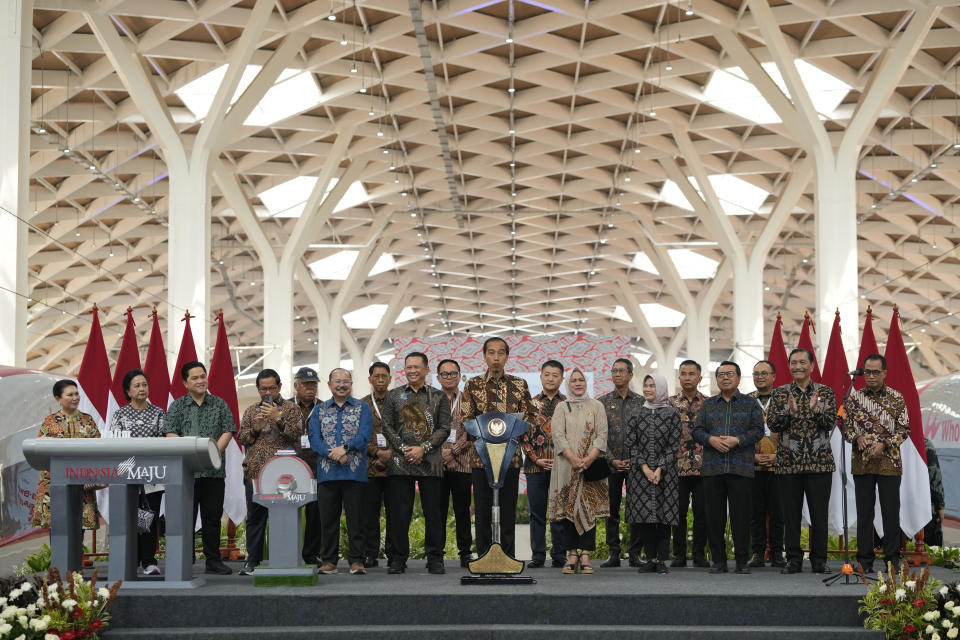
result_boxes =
[459,337,539,558]
[163,361,237,575]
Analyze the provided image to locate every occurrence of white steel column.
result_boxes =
[0,0,32,367]
[718,4,939,359]
[167,155,212,359]
[814,151,860,360]
[262,268,294,382]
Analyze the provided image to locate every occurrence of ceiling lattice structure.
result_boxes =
[21,0,960,378]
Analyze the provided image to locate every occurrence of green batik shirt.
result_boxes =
[162,392,237,478]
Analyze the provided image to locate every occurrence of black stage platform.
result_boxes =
[103,561,957,639]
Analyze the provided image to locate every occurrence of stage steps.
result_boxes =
[107,624,880,639]
[104,577,882,640]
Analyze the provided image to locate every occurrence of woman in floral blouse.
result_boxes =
[32,379,101,531]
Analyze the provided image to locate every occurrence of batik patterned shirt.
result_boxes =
[596,389,644,469]
[307,396,372,483]
[110,402,165,438]
[840,385,909,476]
[380,385,451,477]
[767,382,837,474]
[669,390,707,477]
[238,398,303,480]
[521,391,566,473]
[458,372,540,469]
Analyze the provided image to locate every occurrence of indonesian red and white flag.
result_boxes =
[77,305,117,520]
[170,312,199,402]
[143,308,172,410]
[109,307,142,417]
[883,306,931,538]
[207,311,246,524]
[819,310,856,534]
[77,305,116,431]
[853,307,880,391]
[768,312,792,389]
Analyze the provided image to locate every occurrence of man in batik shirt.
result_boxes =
[669,359,710,568]
[380,352,451,574]
[459,337,539,558]
[521,359,567,568]
[841,353,909,572]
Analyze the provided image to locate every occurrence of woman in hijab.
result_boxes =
[625,373,681,574]
[547,368,609,574]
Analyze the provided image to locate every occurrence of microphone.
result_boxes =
[848,368,864,376]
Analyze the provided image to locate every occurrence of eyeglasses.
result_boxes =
[752,371,771,377]
[716,371,738,379]
[437,371,460,379]
[863,369,884,376]
[611,368,630,375]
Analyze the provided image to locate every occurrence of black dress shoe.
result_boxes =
[628,554,642,568]
[769,553,787,568]
[637,561,657,573]
[364,557,379,568]
[205,559,232,575]
[460,558,471,568]
[427,562,446,575]
[709,563,728,574]
[693,558,711,568]
[238,561,257,576]
[860,563,874,574]
[811,563,832,574]
[748,553,765,567]
[527,560,545,568]
[600,556,621,568]
[551,558,566,568]
[781,563,802,574]
[670,557,687,568]
[387,564,406,574]
[735,565,752,574]
[655,562,669,574]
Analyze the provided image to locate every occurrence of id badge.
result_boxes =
[376,433,387,448]
[300,434,311,449]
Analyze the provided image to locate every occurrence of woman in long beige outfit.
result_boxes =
[547,368,609,574]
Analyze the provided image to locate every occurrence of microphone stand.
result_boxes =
[825,371,877,586]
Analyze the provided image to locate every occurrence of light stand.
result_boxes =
[824,371,877,587]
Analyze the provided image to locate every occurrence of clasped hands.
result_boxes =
[403,445,425,465]
[642,464,662,485]
[709,435,740,452]
[856,435,884,459]
[327,445,349,465]
[566,450,596,474]
[788,390,821,417]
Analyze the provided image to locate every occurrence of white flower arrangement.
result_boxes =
[907,580,918,590]
[927,610,943,621]
[879,583,888,593]
[949,628,959,639]
[896,588,907,602]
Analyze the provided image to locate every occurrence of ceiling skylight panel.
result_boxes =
[175,65,323,127]
[343,304,416,329]
[639,303,685,328]
[703,60,850,125]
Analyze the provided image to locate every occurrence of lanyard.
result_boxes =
[370,395,384,421]
[756,396,772,435]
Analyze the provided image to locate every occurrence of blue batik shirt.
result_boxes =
[308,396,373,483]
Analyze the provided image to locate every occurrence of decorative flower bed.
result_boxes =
[859,562,960,639]
[0,567,121,640]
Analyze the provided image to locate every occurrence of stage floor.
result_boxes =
[106,558,958,596]
[99,560,956,639]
